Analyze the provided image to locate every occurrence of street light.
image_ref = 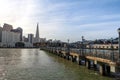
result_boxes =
[82,36,84,56]
[117,28,120,62]
[111,38,114,61]
[66,39,70,60]
[67,39,70,52]
[67,39,69,44]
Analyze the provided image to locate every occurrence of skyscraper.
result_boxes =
[2,30,20,47]
[0,27,3,42]
[11,27,23,41]
[3,23,13,31]
[35,23,40,43]
[28,34,34,44]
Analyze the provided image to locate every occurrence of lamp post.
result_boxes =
[66,39,70,60]
[67,39,70,53]
[68,39,69,44]
[82,36,84,56]
[117,28,120,62]
[111,38,114,61]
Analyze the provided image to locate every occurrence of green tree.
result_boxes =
[15,42,25,48]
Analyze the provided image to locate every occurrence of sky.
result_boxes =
[0,0,120,42]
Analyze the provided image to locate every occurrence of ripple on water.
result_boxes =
[0,49,113,80]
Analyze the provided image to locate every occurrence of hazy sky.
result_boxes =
[0,0,120,42]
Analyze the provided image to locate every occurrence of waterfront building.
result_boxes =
[1,30,20,47]
[23,36,28,42]
[0,23,21,47]
[47,39,52,42]
[0,27,2,42]
[86,44,118,49]
[23,36,33,47]
[3,23,13,31]
[28,34,34,44]
[40,38,46,43]
[11,27,23,41]
[24,42,33,47]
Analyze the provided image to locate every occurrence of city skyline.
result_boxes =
[0,0,120,42]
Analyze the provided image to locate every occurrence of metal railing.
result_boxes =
[70,48,119,62]
[41,47,119,62]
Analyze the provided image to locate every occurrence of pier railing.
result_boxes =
[70,48,119,62]
[42,47,119,62]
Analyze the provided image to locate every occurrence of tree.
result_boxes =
[15,42,25,48]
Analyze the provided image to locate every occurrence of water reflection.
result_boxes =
[0,49,22,80]
[0,49,112,80]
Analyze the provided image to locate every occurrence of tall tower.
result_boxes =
[35,23,39,42]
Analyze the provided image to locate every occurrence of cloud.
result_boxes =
[0,0,120,41]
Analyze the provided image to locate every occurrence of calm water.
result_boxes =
[0,49,112,80]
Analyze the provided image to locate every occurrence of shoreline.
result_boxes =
[0,47,40,49]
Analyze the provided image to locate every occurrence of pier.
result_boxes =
[41,46,120,77]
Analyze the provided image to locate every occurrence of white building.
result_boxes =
[0,27,2,42]
[1,31,20,47]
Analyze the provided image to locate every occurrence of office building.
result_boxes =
[11,27,23,41]
[2,31,20,47]
[3,23,13,31]
[28,34,34,44]
[0,27,2,42]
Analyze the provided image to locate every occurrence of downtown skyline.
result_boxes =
[0,0,120,42]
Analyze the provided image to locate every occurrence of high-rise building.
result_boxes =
[11,27,23,41]
[0,27,3,42]
[3,23,13,31]
[35,23,40,43]
[2,31,20,47]
[0,23,21,47]
[28,34,34,44]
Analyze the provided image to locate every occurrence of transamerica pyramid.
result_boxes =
[35,23,40,42]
